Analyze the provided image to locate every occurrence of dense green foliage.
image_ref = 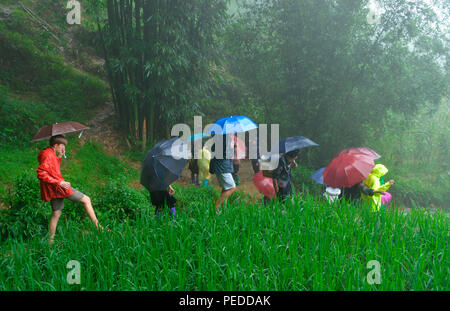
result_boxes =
[97,0,228,147]
[223,0,448,162]
[0,172,49,241]
[0,186,448,290]
[220,0,449,208]
[0,24,109,144]
[364,100,449,208]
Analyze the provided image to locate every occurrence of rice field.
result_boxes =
[0,187,448,291]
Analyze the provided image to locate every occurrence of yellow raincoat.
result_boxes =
[362,164,391,212]
[198,147,211,181]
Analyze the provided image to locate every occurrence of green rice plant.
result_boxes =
[0,188,448,291]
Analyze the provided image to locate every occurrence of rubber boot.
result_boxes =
[202,179,209,188]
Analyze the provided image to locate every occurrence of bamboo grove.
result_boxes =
[97,0,227,149]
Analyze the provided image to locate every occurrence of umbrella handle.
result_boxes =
[78,130,84,138]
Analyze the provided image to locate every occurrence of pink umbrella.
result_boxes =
[253,171,276,199]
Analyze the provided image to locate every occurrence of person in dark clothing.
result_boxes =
[340,181,385,202]
[249,136,260,174]
[272,149,299,203]
[188,159,199,185]
[150,184,176,216]
[251,159,260,174]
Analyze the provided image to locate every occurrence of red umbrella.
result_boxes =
[31,121,89,142]
[323,153,375,188]
[338,147,380,159]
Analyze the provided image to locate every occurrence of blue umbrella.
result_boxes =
[186,133,211,142]
[140,138,189,191]
[311,167,326,185]
[207,115,258,135]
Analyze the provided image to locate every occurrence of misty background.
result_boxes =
[0,0,448,208]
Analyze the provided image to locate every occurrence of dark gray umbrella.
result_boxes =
[279,136,319,154]
[140,138,189,191]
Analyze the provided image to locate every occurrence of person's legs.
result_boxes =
[67,188,101,229]
[49,198,64,242]
[79,195,100,229]
[194,174,199,185]
[167,193,177,216]
[214,173,237,213]
[232,162,240,185]
[277,186,289,203]
[215,187,236,211]
[49,209,62,243]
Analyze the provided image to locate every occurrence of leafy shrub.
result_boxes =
[94,176,149,222]
[0,172,49,241]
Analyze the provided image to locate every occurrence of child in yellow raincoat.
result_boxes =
[198,146,211,188]
[362,164,395,211]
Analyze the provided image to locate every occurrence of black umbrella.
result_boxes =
[140,138,189,192]
[279,136,319,154]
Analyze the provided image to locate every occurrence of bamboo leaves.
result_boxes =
[99,0,227,148]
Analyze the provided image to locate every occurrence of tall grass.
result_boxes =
[1,187,448,291]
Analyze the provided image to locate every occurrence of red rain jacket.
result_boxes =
[36,147,73,202]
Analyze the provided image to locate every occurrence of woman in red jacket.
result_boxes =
[37,135,102,243]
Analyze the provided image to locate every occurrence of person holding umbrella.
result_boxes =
[36,135,102,243]
[188,158,200,186]
[149,184,177,217]
[272,149,299,202]
[272,136,319,203]
[209,134,237,214]
[141,137,188,217]
[207,116,258,214]
[322,150,385,203]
